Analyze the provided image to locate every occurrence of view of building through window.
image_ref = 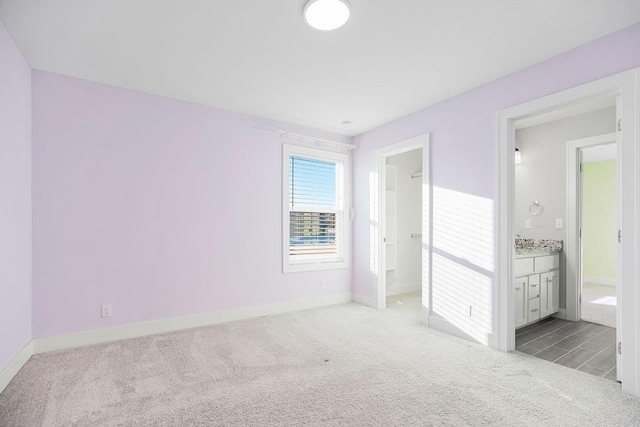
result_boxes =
[289,155,340,259]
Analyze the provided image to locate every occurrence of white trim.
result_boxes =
[583,276,617,287]
[374,133,431,313]
[32,293,351,355]
[0,341,33,394]
[282,144,351,273]
[351,293,376,308]
[257,127,357,151]
[497,68,639,397]
[386,282,421,296]
[566,132,617,322]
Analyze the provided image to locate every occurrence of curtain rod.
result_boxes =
[257,127,357,150]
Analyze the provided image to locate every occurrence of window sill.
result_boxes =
[283,259,349,273]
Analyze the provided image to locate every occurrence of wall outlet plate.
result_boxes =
[525,219,532,229]
[101,304,112,318]
[556,218,563,229]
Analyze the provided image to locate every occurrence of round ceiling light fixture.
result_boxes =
[304,0,351,31]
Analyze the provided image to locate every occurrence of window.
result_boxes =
[283,144,349,273]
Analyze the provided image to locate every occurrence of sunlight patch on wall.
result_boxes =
[432,187,494,273]
[431,187,495,343]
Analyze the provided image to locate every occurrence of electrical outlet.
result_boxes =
[101,304,112,318]
[556,218,563,229]
[320,280,326,290]
[525,219,532,229]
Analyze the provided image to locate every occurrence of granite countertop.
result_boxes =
[514,238,562,257]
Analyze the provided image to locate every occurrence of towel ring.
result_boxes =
[529,200,543,216]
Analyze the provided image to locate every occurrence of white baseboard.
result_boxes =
[351,293,376,308]
[33,293,352,355]
[386,282,421,296]
[428,315,498,349]
[0,341,33,394]
[583,276,617,287]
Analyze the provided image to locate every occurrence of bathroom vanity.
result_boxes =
[514,239,562,329]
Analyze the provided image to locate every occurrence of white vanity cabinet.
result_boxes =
[514,253,560,329]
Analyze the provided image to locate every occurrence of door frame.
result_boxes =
[373,134,430,320]
[497,68,639,396]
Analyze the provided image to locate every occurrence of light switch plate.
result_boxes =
[556,218,563,229]
[525,219,532,229]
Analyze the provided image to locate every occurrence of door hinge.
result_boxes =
[617,119,622,132]
[580,163,583,173]
[618,230,621,243]
[579,229,582,238]
[618,342,622,355]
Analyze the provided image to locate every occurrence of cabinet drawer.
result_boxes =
[528,274,540,299]
[528,298,541,322]
[514,258,534,275]
[535,255,559,271]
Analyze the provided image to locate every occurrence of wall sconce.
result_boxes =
[515,148,522,164]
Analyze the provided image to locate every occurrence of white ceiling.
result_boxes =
[1,1,639,136]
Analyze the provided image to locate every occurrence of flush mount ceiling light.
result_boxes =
[304,0,351,31]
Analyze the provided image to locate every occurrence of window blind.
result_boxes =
[289,156,342,260]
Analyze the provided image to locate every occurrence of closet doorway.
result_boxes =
[374,134,430,317]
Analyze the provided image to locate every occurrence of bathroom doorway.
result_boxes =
[575,138,618,328]
[510,98,621,382]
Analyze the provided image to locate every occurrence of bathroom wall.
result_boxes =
[386,149,422,295]
[514,106,616,309]
[514,107,616,239]
[583,159,617,285]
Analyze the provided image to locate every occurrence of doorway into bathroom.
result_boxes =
[510,95,621,382]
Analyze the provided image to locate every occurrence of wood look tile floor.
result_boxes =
[516,318,618,382]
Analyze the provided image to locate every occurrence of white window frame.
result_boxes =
[283,144,350,273]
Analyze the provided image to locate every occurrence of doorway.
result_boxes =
[384,148,423,311]
[373,134,430,320]
[511,101,621,380]
[497,68,640,395]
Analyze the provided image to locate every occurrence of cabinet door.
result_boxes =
[540,271,559,317]
[514,277,528,328]
[528,274,540,299]
[528,297,541,323]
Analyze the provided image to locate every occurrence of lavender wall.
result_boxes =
[0,21,31,371]
[32,72,351,338]
[352,23,640,341]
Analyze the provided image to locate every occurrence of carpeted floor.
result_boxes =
[1,292,639,426]
[581,282,617,328]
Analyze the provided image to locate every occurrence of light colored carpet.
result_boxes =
[1,292,639,426]
[582,282,617,328]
